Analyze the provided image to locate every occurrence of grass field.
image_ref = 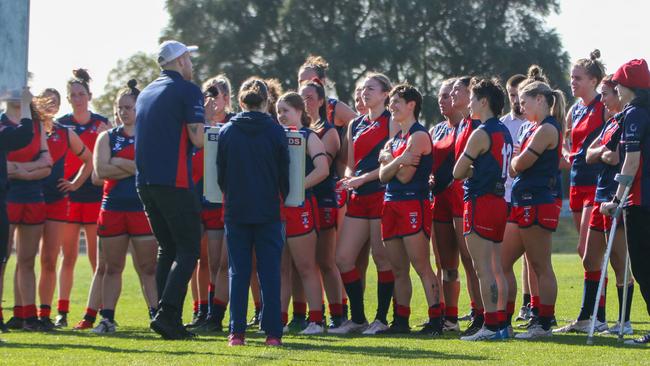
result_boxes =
[1,218,648,365]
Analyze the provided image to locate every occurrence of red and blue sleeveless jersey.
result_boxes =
[135,70,205,189]
[620,104,650,208]
[430,120,456,194]
[512,117,562,206]
[454,117,480,160]
[595,113,625,203]
[570,95,606,186]
[44,123,70,203]
[385,122,433,201]
[463,118,513,201]
[191,113,235,209]
[311,119,338,207]
[2,113,44,203]
[351,110,391,195]
[101,126,142,211]
[58,112,108,202]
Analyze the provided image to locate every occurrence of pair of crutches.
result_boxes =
[586,174,634,345]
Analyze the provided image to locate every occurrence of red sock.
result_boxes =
[0,306,3,321]
[208,283,215,293]
[255,301,262,311]
[377,270,395,283]
[446,306,458,317]
[341,268,361,284]
[86,307,98,318]
[484,311,499,326]
[531,296,540,312]
[212,297,227,307]
[329,303,343,317]
[428,304,442,319]
[308,310,323,323]
[193,300,199,313]
[57,299,70,314]
[293,302,307,317]
[13,305,24,319]
[23,304,37,319]
[281,312,288,326]
[497,310,506,327]
[396,304,411,318]
[342,297,348,306]
[39,305,52,318]
[539,304,555,318]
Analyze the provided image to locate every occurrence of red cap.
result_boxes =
[613,59,650,89]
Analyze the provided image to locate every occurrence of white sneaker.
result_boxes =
[600,321,633,335]
[362,320,389,335]
[624,333,650,346]
[460,326,499,341]
[515,324,552,339]
[443,320,460,332]
[300,322,324,335]
[91,319,116,334]
[282,325,289,334]
[552,319,605,333]
[328,320,368,334]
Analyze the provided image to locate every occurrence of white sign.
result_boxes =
[203,126,306,207]
[0,0,30,100]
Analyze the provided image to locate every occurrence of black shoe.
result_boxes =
[194,316,223,333]
[0,319,9,333]
[54,314,68,328]
[39,317,56,332]
[550,316,557,327]
[6,316,24,330]
[247,309,261,328]
[458,310,473,322]
[23,318,44,332]
[287,316,308,332]
[460,317,484,337]
[518,315,539,329]
[151,316,183,340]
[184,313,207,329]
[419,319,443,336]
[378,317,411,335]
[328,315,344,329]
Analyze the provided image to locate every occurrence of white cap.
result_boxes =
[157,40,198,65]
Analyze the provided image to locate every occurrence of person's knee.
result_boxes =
[105,262,125,277]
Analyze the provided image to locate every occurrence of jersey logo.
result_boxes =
[301,212,310,228]
[409,211,418,228]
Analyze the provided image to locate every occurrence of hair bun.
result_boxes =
[127,79,138,89]
[590,49,601,61]
[527,65,542,78]
[72,68,91,83]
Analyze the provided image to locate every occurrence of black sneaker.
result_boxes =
[287,316,308,332]
[39,317,56,332]
[6,316,24,330]
[151,314,185,340]
[0,319,9,333]
[550,316,557,327]
[54,314,68,328]
[460,317,484,337]
[458,310,473,322]
[419,319,443,336]
[518,315,538,329]
[184,313,207,329]
[625,333,650,346]
[247,309,261,328]
[378,317,411,334]
[23,318,44,332]
[194,316,223,333]
[328,315,344,329]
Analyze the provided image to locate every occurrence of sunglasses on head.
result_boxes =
[204,86,219,98]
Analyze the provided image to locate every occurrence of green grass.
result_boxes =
[2,236,649,365]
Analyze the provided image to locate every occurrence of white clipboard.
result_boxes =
[203,126,306,207]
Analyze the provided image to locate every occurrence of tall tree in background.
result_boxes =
[93,52,160,119]
[159,0,569,124]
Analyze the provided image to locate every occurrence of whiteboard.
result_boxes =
[203,127,306,207]
[0,0,30,100]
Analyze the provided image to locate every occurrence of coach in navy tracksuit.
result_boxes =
[217,78,289,345]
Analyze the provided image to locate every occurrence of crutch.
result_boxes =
[618,247,631,342]
[586,173,634,345]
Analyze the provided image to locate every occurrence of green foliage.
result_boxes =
[92,52,160,119]
[161,0,570,125]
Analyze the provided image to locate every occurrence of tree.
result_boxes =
[93,52,160,119]
[162,0,569,125]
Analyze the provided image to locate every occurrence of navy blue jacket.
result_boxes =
[0,118,34,190]
[217,111,289,223]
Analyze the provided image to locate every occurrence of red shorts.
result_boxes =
[201,207,224,231]
[318,206,337,230]
[463,195,508,243]
[451,180,464,218]
[8,202,46,225]
[284,196,319,238]
[97,209,153,237]
[589,202,619,232]
[346,191,384,219]
[335,181,348,209]
[45,198,68,222]
[506,203,517,223]
[67,201,101,224]
[569,185,596,212]
[510,201,561,231]
[381,200,431,241]
[432,185,455,223]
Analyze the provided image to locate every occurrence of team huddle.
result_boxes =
[2,41,650,347]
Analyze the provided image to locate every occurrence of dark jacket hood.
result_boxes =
[230,111,275,135]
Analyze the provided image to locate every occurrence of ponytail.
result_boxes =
[550,89,567,131]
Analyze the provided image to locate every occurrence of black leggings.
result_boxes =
[624,205,650,316]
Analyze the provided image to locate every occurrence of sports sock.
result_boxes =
[539,304,555,330]
[341,268,366,324]
[484,311,499,332]
[57,299,70,315]
[617,283,634,323]
[308,310,324,324]
[522,293,531,307]
[578,271,600,321]
[13,305,24,320]
[100,309,115,322]
[39,304,52,319]
[597,277,608,323]
[445,306,459,323]
[292,301,307,319]
[212,297,227,323]
[83,308,98,323]
[376,270,394,324]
